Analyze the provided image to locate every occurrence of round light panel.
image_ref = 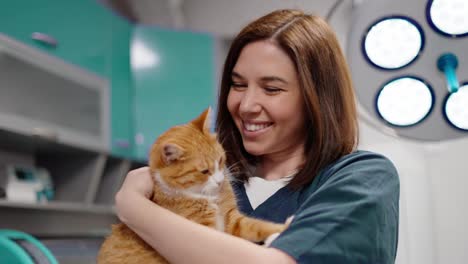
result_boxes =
[444,83,468,130]
[427,0,468,37]
[363,17,424,70]
[376,77,434,126]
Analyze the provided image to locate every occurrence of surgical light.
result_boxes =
[428,0,468,37]
[363,17,424,70]
[376,77,434,126]
[444,83,468,130]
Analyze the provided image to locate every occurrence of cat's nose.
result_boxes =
[214,178,223,186]
[212,171,224,186]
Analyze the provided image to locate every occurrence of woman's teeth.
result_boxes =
[244,123,272,132]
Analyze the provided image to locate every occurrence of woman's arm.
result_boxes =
[115,167,296,264]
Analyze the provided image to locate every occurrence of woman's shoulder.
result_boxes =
[275,150,400,263]
[336,149,397,171]
[304,150,399,194]
[325,149,397,177]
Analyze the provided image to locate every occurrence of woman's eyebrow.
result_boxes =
[232,72,288,84]
[260,76,288,84]
[231,71,244,79]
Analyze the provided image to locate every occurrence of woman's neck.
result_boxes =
[256,147,305,181]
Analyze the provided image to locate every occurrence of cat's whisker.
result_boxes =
[225,160,242,171]
[219,136,227,145]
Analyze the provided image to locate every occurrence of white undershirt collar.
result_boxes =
[244,174,294,210]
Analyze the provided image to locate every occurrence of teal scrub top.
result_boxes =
[232,150,399,264]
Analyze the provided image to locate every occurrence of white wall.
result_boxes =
[359,114,468,264]
[422,139,468,264]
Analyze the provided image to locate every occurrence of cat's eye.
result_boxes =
[201,169,210,175]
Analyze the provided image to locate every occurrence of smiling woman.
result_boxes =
[114,9,400,264]
[227,41,306,168]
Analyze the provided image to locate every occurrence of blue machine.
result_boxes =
[0,230,58,264]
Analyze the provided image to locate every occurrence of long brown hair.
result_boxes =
[215,9,358,189]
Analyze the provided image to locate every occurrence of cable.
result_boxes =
[325,0,345,22]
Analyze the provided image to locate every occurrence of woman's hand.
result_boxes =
[115,167,154,222]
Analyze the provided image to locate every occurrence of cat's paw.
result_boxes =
[263,215,294,247]
[264,232,281,247]
[285,215,294,227]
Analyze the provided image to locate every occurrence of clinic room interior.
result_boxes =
[0,0,466,263]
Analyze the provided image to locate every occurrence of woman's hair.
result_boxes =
[215,9,358,189]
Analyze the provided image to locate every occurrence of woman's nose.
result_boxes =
[239,87,261,114]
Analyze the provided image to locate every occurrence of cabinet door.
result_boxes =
[132,27,215,161]
[0,0,112,77]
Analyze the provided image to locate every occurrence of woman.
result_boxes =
[115,9,399,264]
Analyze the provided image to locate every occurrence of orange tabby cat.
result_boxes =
[97,108,288,264]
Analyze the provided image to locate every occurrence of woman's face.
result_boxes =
[227,40,306,157]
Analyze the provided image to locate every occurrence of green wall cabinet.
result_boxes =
[0,1,218,238]
[132,27,215,161]
[0,0,114,77]
[0,1,135,158]
[0,1,217,161]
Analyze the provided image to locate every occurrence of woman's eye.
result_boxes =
[264,87,282,94]
[230,82,247,89]
[201,169,210,175]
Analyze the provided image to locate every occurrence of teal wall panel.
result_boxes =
[109,15,135,158]
[132,27,215,161]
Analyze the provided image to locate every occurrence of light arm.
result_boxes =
[115,190,296,264]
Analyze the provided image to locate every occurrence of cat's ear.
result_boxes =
[192,107,212,134]
[162,143,184,165]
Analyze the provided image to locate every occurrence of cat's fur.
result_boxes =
[97,108,288,264]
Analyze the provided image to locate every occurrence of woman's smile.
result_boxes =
[241,120,274,138]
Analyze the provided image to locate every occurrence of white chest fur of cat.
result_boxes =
[152,165,226,232]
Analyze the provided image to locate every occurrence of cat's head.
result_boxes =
[149,107,226,196]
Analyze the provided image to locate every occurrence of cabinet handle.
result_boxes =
[31,32,58,48]
[114,139,130,149]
